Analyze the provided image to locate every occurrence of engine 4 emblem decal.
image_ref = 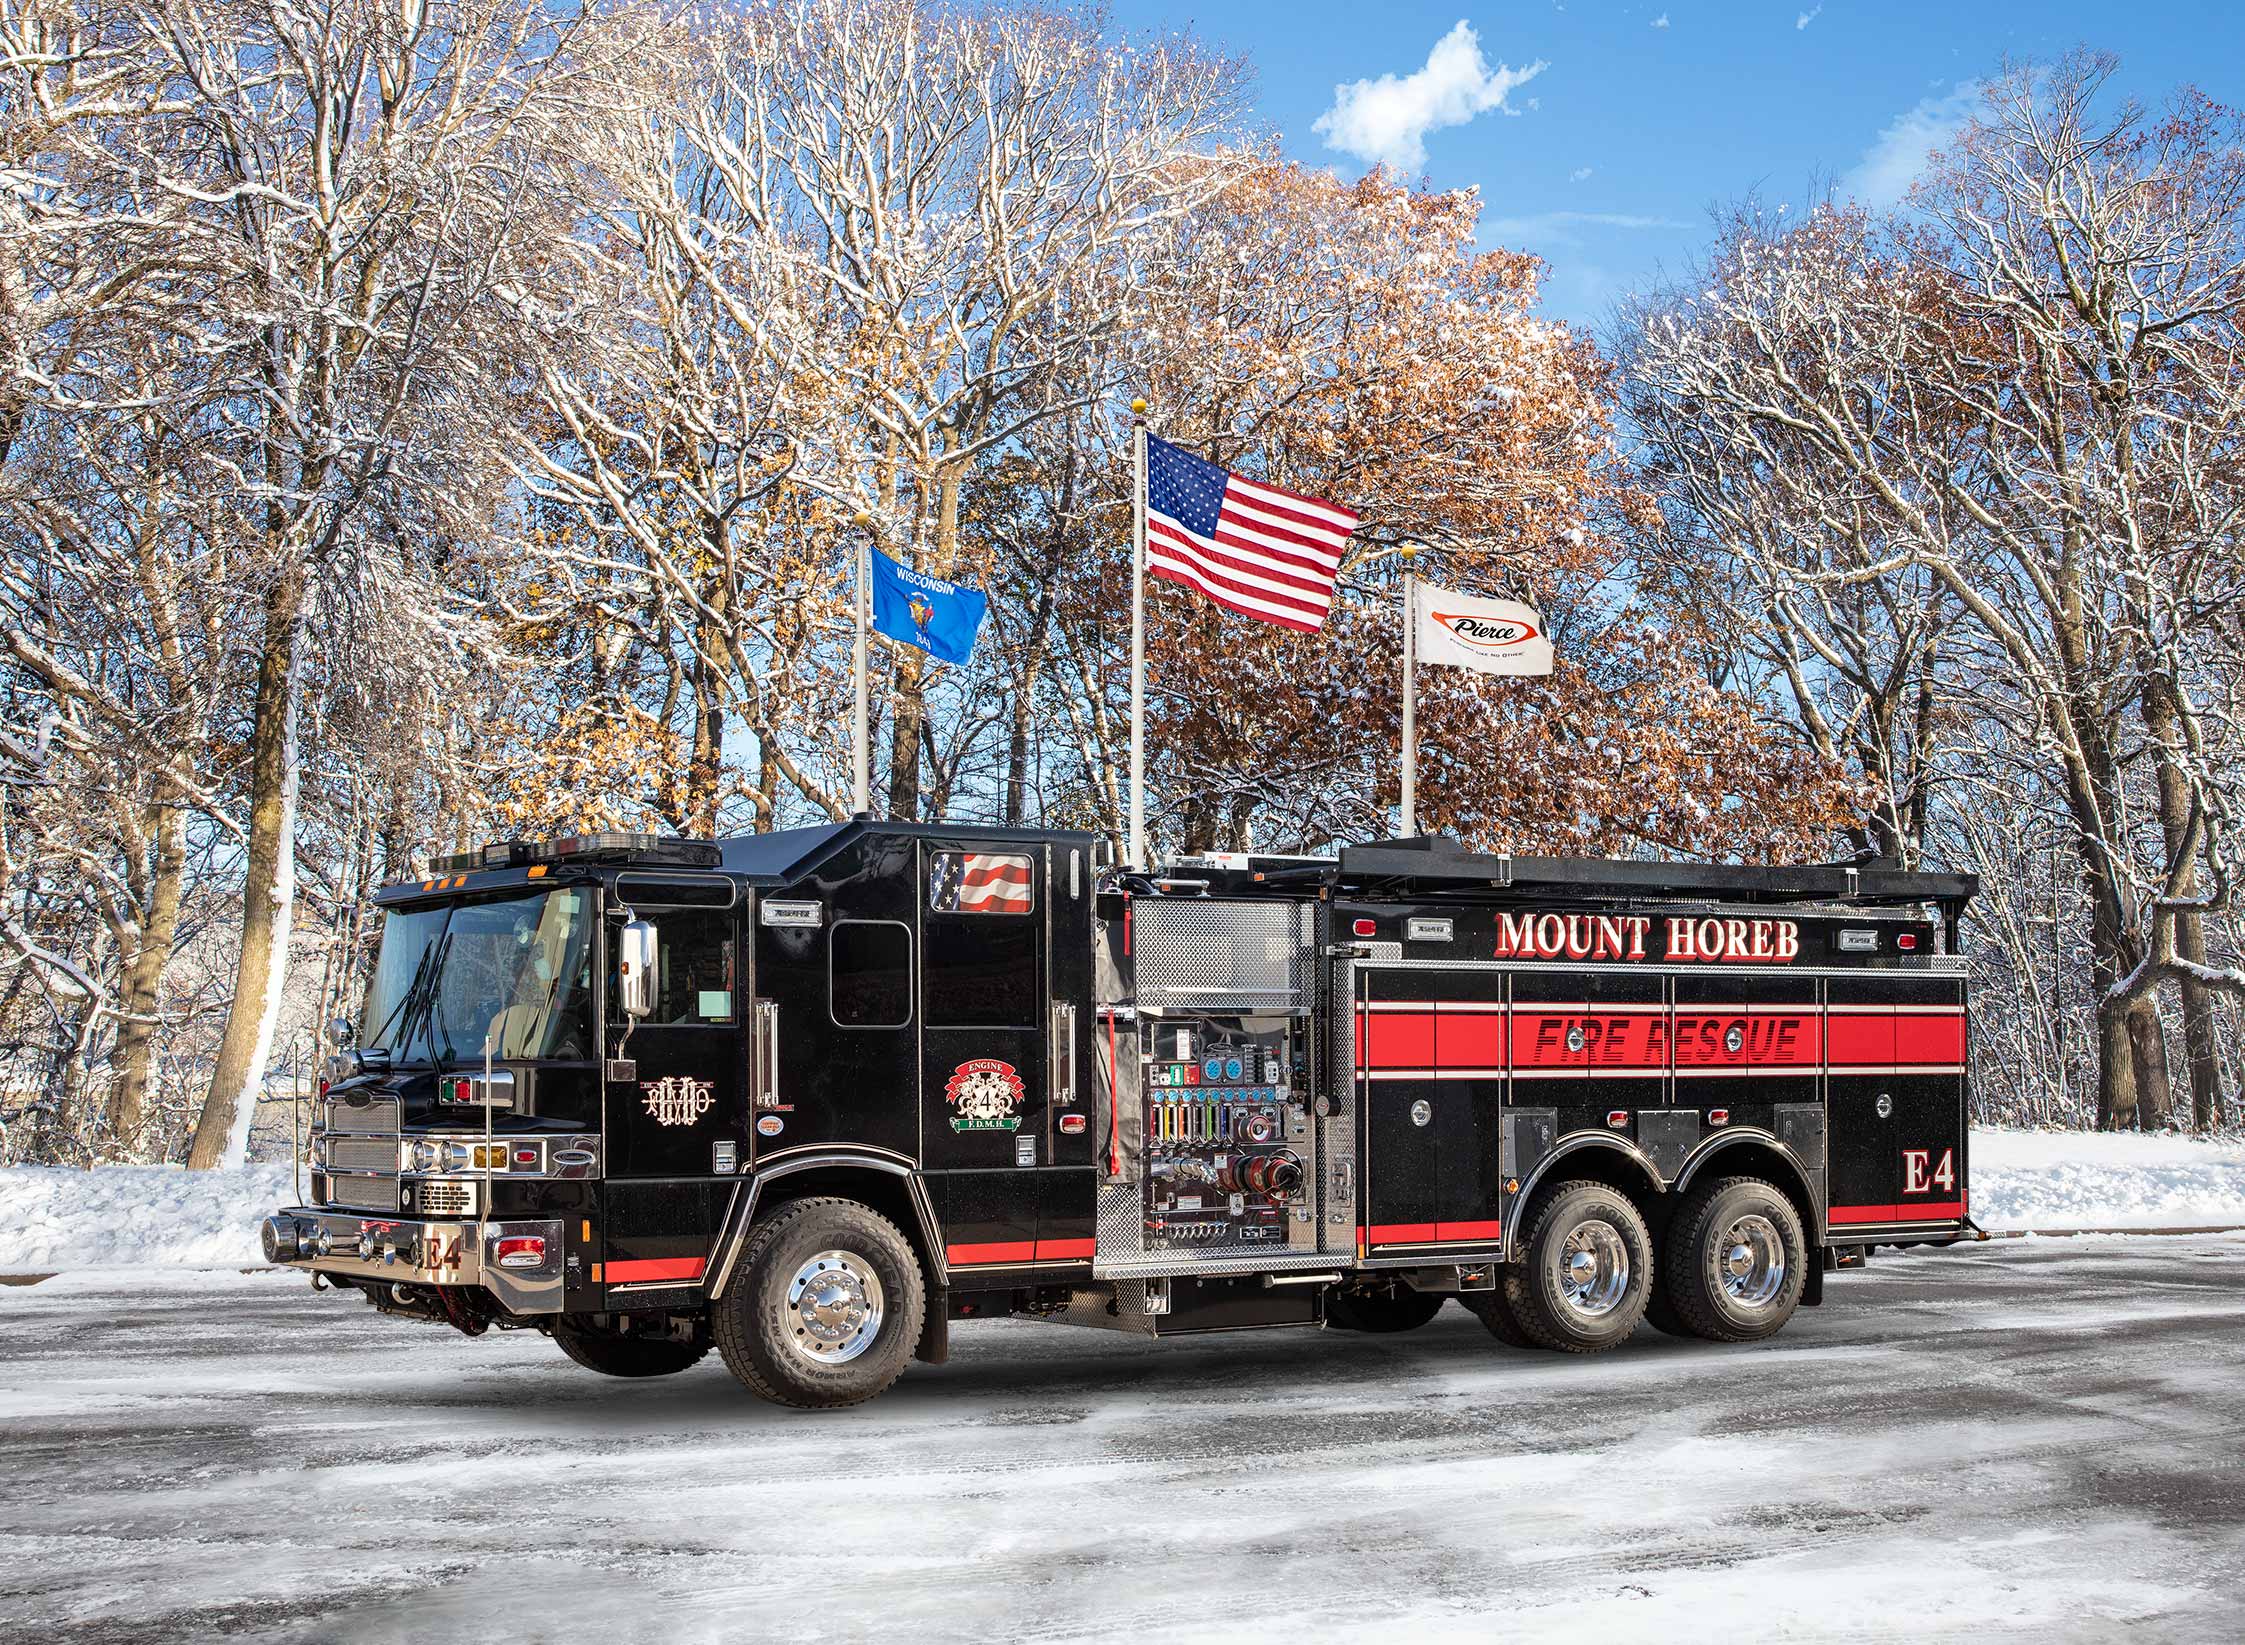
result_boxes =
[946,1058,1025,1132]
[641,1075,715,1127]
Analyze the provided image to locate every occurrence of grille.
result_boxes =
[1133,901,1312,1010]
[326,1174,400,1212]
[418,1180,477,1218]
[321,1092,401,1137]
[327,1135,398,1174]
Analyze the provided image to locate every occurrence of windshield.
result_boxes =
[357,889,595,1064]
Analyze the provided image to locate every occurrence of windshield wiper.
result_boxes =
[362,933,444,1058]
[401,929,453,1059]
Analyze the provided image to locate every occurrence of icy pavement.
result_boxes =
[3,1239,2243,1642]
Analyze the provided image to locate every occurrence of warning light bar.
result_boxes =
[428,831,722,875]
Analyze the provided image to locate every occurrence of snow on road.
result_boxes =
[3,1237,2243,1642]
[7,1129,2244,1274]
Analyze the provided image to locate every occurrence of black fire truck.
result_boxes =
[264,822,1976,1408]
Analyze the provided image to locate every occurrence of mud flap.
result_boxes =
[916,1295,950,1365]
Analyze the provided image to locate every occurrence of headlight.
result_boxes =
[441,1140,473,1172]
[408,1139,443,1173]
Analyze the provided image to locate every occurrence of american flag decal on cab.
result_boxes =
[928,850,1033,915]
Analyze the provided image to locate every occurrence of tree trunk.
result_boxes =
[2178,915,2225,1130]
[188,568,308,1169]
[108,799,187,1148]
[2125,998,2174,1130]
[2143,672,2226,1130]
[886,645,925,821]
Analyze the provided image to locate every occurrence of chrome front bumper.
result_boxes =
[263,1207,564,1315]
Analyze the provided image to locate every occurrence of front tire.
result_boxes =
[552,1318,710,1379]
[1662,1176,1806,1343]
[1460,1284,1540,1348]
[1326,1282,1445,1333]
[714,1196,926,1409]
[1501,1181,1653,1353]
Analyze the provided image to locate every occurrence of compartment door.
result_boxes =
[1825,974,1967,1234]
[1353,967,1508,1256]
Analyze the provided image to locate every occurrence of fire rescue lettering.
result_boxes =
[1492,911,1800,964]
[641,1075,716,1127]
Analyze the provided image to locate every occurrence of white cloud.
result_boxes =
[1312,21,1548,171]
[1796,4,1822,27]
[1482,209,1693,249]
[1570,165,1594,182]
[1651,12,1670,27]
[1844,81,1981,207]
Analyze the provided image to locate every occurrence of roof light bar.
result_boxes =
[426,831,721,876]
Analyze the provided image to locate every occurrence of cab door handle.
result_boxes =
[1050,1002,1076,1106]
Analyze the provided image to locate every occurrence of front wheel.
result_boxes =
[714,1197,926,1409]
[1501,1181,1654,1353]
[552,1318,710,1379]
[1662,1176,1806,1343]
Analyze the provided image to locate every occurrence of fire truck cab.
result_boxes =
[265,822,1975,1408]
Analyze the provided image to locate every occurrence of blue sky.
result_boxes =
[1134,1,2245,334]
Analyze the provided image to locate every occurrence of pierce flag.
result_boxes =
[1411,582,1554,676]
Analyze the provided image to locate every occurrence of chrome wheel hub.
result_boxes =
[786,1250,885,1364]
[1555,1218,1631,1319]
[1719,1214,1786,1308]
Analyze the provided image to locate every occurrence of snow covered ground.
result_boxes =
[3,1237,2242,1642]
[1970,1128,2245,1229]
[5,1129,2244,1272]
[0,1162,294,1269]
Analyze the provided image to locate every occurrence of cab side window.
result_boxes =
[830,920,912,1028]
[924,851,1038,1029]
[615,910,736,1026]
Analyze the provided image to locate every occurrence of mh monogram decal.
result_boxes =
[641,1075,715,1128]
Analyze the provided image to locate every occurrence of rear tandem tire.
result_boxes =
[1662,1176,1807,1344]
[1325,1283,1446,1333]
[1500,1180,1654,1354]
[713,1196,926,1409]
[552,1319,710,1379]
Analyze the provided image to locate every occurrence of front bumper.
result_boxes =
[263,1207,564,1315]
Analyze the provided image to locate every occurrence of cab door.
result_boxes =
[602,879,746,1180]
[919,842,1048,1270]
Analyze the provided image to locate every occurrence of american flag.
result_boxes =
[1144,434,1358,633]
[929,851,1034,915]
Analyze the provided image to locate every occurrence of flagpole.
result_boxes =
[1129,399,1148,869]
[1400,542,1418,837]
[850,511,871,815]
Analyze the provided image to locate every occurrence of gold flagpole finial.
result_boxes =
[1130,398,1148,417]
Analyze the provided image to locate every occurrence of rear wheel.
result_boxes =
[552,1318,710,1379]
[714,1196,926,1409]
[1325,1283,1445,1333]
[1663,1176,1806,1343]
[1501,1181,1653,1353]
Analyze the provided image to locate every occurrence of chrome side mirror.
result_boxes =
[328,1015,355,1046]
[618,918,658,1019]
